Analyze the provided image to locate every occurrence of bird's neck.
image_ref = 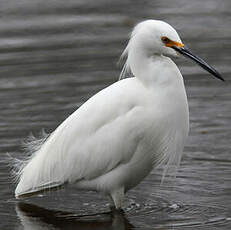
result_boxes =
[128,48,183,87]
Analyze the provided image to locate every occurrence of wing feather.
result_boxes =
[15,78,145,197]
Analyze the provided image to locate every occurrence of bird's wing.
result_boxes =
[15,78,150,197]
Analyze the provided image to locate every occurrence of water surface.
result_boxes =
[0,0,231,229]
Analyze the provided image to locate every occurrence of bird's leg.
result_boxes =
[108,195,115,209]
[110,187,124,210]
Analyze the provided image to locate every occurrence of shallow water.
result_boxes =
[0,0,231,229]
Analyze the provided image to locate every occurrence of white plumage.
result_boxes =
[15,20,190,209]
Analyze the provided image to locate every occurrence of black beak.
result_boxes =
[172,46,224,81]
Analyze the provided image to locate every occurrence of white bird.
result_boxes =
[14,20,223,210]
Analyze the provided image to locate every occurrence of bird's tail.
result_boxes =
[12,130,64,198]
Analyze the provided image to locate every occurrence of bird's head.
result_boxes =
[130,20,182,58]
[124,20,224,81]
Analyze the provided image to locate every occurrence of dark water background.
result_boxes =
[0,0,230,229]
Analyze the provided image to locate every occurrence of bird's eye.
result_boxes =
[161,36,170,43]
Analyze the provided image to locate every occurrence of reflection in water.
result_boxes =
[16,202,134,230]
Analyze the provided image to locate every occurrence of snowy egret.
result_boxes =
[14,20,223,210]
